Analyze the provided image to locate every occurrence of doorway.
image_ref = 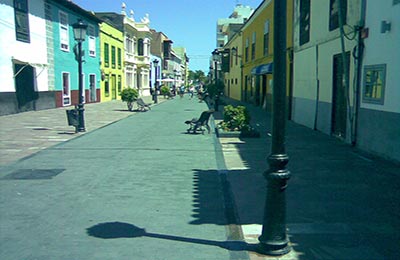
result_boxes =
[14,63,38,111]
[111,74,117,100]
[331,53,349,139]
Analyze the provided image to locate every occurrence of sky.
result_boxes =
[72,0,263,72]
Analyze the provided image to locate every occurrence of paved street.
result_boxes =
[1,95,399,260]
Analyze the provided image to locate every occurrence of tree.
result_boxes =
[120,88,139,111]
[188,70,207,83]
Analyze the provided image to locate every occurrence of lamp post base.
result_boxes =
[77,104,85,132]
[258,238,291,256]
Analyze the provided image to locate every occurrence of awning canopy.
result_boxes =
[251,63,273,75]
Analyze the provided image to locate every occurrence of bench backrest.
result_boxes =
[137,98,147,105]
[197,110,213,125]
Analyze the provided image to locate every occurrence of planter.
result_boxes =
[215,127,241,138]
[215,127,260,138]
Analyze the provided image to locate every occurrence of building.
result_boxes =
[150,30,179,88]
[173,46,190,87]
[357,0,400,161]
[223,32,243,101]
[240,0,293,114]
[292,0,399,162]
[48,0,101,108]
[217,4,254,48]
[97,19,124,101]
[0,0,50,115]
[0,0,102,115]
[96,3,152,97]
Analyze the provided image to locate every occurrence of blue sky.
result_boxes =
[72,0,262,72]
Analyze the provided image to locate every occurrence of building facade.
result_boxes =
[223,32,243,101]
[48,0,101,108]
[98,21,124,101]
[357,0,400,161]
[96,4,152,97]
[0,0,51,115]
[0,0,102,115]
[241,0,294,114]
[217,4,254,48]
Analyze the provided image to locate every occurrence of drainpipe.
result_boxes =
[352,0,366,146]
[337,0,351,140]
[314,45,320,130]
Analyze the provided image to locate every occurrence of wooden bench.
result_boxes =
[136,98,151,111]
[184,110,214,134]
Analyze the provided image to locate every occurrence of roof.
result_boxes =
[51,0,103,23]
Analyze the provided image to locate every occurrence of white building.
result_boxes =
[357,0,400,161]
[292,0,400,162]
[0,0,50,115]
[216,4,254,48]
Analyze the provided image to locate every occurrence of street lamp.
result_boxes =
[258,0,291,256]
[72,19,88,132]
[152,59,159,103]
[212,49,221,111]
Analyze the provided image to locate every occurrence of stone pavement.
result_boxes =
[0,96,157,166]
[0,94,399,260]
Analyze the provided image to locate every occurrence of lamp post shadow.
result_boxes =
[86,222,262,253]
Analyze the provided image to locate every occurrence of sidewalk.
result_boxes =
[0,96,157,166]
[217,98,400,260]
[0,94,399,260]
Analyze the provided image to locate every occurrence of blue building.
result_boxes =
[47,0,102,107]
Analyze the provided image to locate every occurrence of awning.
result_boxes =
[251,63,273,75]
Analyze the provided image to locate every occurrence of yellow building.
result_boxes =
[223,32,243,101]
[99,21,125,101]
[240,0,293,115]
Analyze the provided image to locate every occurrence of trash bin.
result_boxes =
[66,108,79,127]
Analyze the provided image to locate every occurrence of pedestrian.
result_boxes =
[189,86,194,99]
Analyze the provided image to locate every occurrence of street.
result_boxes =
[0,96,399,260]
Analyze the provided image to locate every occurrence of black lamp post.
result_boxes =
[258,0,291,256]
[212,49,220,111]
[72,19,88,132]
[152,59,159,103]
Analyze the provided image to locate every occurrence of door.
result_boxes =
[89,74,97,102]
[14,63,37,111]
[111,74,117,100]
[331,53,349,139]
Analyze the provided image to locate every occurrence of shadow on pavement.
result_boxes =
[215,99,400,259]
[86,222,263,253]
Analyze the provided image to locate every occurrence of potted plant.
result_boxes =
[120,87,139,111]
[217,105,260,138]
[160,85,170,98]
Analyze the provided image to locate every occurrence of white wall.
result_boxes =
[361,0,400,113]
[0,0,48,92]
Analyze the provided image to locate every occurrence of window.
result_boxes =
[126,35,133,54]
[59,11,69,51]
[264,20,270,55]
[111,46,116,68]
[235,46,238,65]
[329,0,347,31]
[251,32,256,60]
[138,39,144,56]
[299,0,310,45]
[245,38,249,62]
[14,0,30,42]
[117,48,122,69]
[104,43,109,67]
[118,75,122,93]
[363,64,386,104]
[88,25,96,57]
[62,72,70,106]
